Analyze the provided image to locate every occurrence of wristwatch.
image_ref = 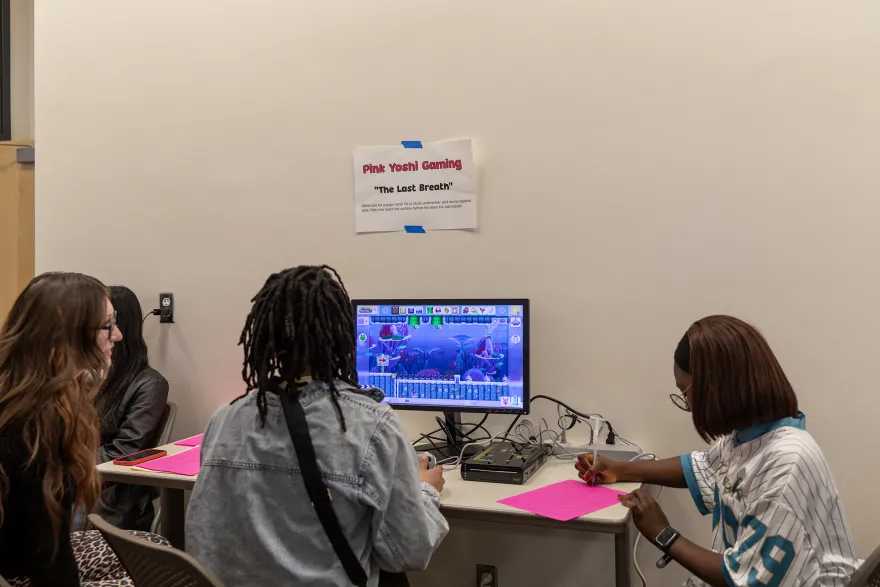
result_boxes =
[653,526,680,569]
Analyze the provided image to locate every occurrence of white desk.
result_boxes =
[97,442,195,548]
[98,444,640,587]
[440,459,640,587]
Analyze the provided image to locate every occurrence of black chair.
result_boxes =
[155,402,178,447]
[89,513,224,587]
[150,401,177,534]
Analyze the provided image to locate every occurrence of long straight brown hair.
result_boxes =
[0,272,110,539]
[686,315,798,442]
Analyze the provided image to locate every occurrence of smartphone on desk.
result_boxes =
[113,449,167,466]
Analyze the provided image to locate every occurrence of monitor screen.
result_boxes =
[353,299,529,413]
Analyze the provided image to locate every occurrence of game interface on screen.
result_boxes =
[355,303,526,411]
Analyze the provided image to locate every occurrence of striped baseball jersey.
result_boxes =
[680,413,860,587]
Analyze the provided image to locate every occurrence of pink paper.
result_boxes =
[137,447,201,476]
[497,480,627,521]
[174,434,203,447]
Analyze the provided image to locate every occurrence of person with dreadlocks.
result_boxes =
[186,266,448,587]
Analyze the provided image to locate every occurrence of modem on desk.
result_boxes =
[460,442,547,485]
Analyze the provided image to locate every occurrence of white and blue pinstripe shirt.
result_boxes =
[680,413,860,587]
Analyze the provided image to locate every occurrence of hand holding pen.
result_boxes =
[574,453,620,485]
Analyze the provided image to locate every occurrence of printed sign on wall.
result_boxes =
[353,139,476,233]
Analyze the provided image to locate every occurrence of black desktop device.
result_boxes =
[352,299,530,459]
[460,442,548,485]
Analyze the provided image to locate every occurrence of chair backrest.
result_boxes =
[849,546,880,587]
[88,514,225,587]
[155,402,177,446]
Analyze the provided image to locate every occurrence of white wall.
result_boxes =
[34,2,880,586]
[10,0,33,139]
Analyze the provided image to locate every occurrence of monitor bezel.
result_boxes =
[351,298,530,415]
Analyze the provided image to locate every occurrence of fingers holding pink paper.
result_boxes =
[497,480,627,521]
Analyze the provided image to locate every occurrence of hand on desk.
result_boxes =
[618,489,668,540]
[418,454,445,492]
[576,456,670,539]
[575,454,620,485]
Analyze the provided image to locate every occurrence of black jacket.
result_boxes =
[95,367,169,530]
[0,428,78,586]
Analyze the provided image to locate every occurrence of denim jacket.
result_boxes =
[186,380,449,586]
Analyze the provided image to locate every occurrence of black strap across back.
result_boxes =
[272,381,410,587]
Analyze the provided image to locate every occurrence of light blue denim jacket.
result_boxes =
[186,381,449,586]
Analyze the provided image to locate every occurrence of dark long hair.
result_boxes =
[96,286,149,430]
[685,315,798,442]
[236,265,357,429]
[0,272,108,538]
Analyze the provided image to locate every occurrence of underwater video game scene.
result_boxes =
[354,301,527,412]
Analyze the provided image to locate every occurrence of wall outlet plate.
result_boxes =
[476,564,497,587]
[159,293,174,324]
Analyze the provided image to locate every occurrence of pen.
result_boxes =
[588,446,599,486]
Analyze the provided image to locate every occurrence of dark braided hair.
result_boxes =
[235,265,357,429]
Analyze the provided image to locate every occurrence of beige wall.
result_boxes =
[34,2,880,586]
[10,0,33,140]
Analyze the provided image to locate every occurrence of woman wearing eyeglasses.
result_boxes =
[0,273,167,586]
[93,286,169,531]
[576,315,860,587]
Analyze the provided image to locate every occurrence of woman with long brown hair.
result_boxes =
[0,273,166,586]
[576,315,859,587]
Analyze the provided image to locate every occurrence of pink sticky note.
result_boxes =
[137,447,201,476]
[174,434,203,447]
[497,480,627,521]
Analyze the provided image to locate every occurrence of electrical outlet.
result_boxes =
[476,564,497,587]
[159,293,175,324]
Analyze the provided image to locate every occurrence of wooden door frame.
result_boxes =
[0,138,33,319]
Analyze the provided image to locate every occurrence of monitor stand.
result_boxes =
[413,411,485,462]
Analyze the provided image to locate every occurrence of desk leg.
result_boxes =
[159,488,185,550]
[615,522,633,587]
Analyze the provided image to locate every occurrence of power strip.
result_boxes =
[553,442,643,459]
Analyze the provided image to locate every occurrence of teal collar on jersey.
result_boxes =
[733,411,806,446]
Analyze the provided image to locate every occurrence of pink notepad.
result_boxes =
[174,434,203,447]
[136,447,201,476]
[497,480,627,521]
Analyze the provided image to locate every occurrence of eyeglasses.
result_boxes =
[669,384,692,412]
[97,311,117,340]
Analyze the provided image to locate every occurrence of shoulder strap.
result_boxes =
[277,385,369,587]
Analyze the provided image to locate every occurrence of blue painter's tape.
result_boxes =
[401,141,423,148]
[404,225,426,233]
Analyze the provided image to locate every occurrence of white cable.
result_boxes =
[514,417,577,460]
[557,404,567,444]
[440,431,507,471]
[625,452,659,587]
[633,519,647,587]
[440,417,572,472]
[629,453,656,463]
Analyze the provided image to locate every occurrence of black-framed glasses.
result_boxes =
[97,311,117,340]
[669,384,691,412]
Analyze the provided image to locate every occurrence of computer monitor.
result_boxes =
[353,299,530,455]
